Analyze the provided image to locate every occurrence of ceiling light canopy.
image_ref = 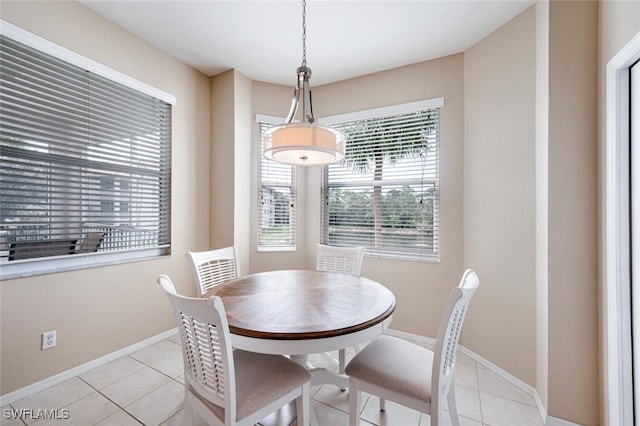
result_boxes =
[263,0,345,166]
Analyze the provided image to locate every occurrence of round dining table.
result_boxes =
[202,269,396,389]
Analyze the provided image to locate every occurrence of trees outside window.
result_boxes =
[321,100,441,261]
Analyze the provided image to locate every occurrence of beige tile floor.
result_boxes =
[1,333,545,426]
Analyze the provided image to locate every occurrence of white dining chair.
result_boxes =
[315,243,366,375]
[345,269,479,426]
[316,243,365,277]
[157,274,311,426]
[186,246,239,297]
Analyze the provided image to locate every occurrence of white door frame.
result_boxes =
[605,30,640,426]
[631,58,640,425]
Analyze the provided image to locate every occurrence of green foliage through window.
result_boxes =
[321,104,440,261]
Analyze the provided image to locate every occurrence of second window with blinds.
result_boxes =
[321,98,442,262]
[257,120,296,251]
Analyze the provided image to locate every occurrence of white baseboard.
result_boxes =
[455,344,549,423]
[386,328,437,346]
[0,328,178,407]
[385,328,584,426]
[546,416,583,426]
[385,329,539,397]
[0,327,585,426]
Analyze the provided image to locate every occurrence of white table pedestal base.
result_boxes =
[308,367,348,388]
[289,354,348,426]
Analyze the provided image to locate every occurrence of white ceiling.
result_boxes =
[80,0,534,86]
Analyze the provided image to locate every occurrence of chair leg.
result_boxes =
[349,382,361,426]
[296,383,310,426]
[379,397,386,411]
[447,385,460,426]
[183,400,195,425]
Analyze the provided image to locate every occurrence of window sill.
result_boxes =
[364,252,440,263]
[0,248,169,280]
[257,246,296,253]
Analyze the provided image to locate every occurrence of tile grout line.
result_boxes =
[6,335,542,426]
[76,372,144,426]
[475,359,485,425]
[75,349,183,426]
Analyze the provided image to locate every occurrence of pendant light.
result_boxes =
[263,0,345,166]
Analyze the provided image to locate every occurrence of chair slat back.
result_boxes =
[432,269,479,399]
[157,275,236,417]
[187,246,239,296]
[316,243,365,277]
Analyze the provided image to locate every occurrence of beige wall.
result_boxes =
[547,2,599,423]
[0,1,211,394]
[463,6,538,386]
[600,0,640,61]
[210,69,253,272]
[464,3,600,424]
[210,71,236,249]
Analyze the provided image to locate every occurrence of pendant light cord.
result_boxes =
[264,0,345,166]
[301,0,307,67]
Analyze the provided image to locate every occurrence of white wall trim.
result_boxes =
[385,329,551,424]
[0,248,167,281]
[386,330,578,426]
[545,416,583,426]
[604,29,640,426]
[255,114,285,125]
[0,328,178,407]
[1,325,582,426]
[256,97,445,127]
[456,343,550,424]
[319,97,445,125]
[386,328,436,346]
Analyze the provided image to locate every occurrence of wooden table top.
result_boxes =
[203,269,396,340]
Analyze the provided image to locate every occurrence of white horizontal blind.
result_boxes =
[321,105,440,261]
[0,35,171,261]
[258,122,296,249]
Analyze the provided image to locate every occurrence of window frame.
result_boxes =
[319,98,443,262]
[256,115,297,252]
[0,20,175,280]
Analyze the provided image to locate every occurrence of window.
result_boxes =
[0,23,174,278]
[321,99,442,261]
[257,118,296,250]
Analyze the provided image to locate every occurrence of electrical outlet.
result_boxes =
[42,330,56,350]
